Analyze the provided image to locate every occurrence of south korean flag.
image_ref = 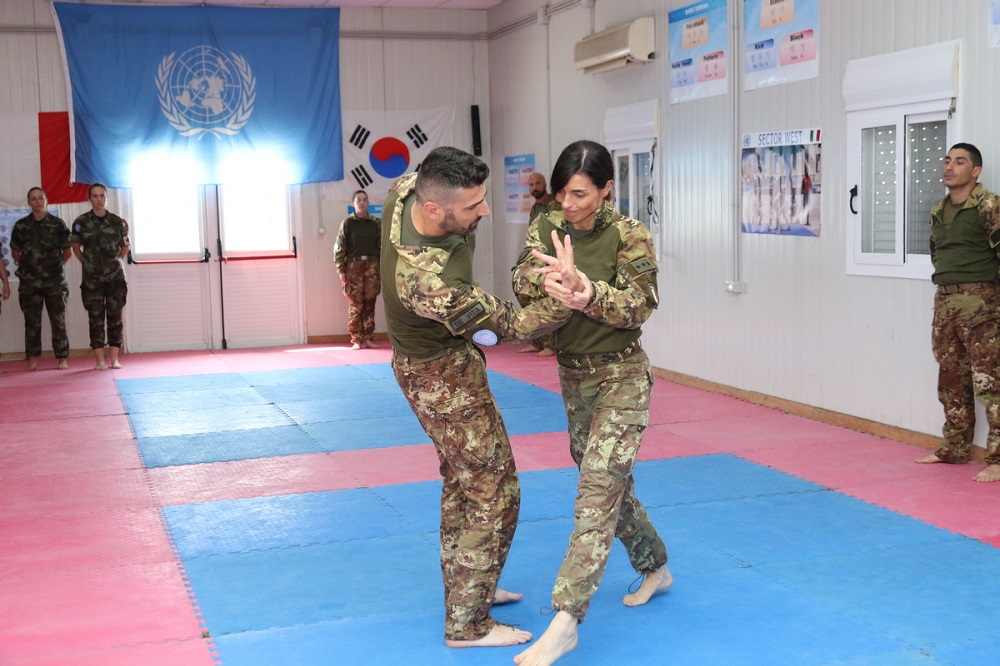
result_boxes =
[324,107,455,203]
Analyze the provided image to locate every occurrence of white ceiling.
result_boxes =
[115,0,506,8]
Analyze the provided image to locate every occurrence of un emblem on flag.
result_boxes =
[156,46,256,138]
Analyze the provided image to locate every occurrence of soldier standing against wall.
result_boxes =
[512,140,672,666]
[0,243,9,369]
[381,146,571,650]
[916,142,1000,482]
[334,189,381,349]
[71,183,130,370]
[10,187,72,371]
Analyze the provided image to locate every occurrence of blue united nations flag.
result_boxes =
[52,3,342,186]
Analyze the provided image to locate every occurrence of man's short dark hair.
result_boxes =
[950,143,983,168]
[415,146,489,207]
[88,182,108,197]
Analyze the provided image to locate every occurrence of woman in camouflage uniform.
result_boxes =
[512,140,671,666]
[71,183,130,370]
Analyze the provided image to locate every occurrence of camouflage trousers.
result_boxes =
[81,274,127,349]
[342,260,380,345]
[553,350,668,621]
[392,343,519,641]
[932,285,1000,465]
[18,281,70,358]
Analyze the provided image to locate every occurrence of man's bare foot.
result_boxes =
[364,340,377,348]
[513,610,577,665]
[445,623,532,649]
[351,342,361,350]
[27,358,38,372]
[536,348,555,357]
[623,564,673,607]
[517,344,537,353]
[974,464,1000,482]
[110,360,122,369]
[915,453,945,464]
[57,359,69,370]
[492,589,523,605]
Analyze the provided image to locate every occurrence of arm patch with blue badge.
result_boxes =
[448,298,489,334]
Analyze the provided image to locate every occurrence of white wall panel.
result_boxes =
[484,0,1000,444]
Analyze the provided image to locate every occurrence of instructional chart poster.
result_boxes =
[741,129,822,237]
[0,208,29,276]
[744,0,819,90]
[669,0,729,104]
[504,154,536,224]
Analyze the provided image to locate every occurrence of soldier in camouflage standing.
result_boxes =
[10,187,72,371]
[71,183,130,370]
[381,146,571,650]
[916,143,1000,483]
[334,189,381,349]
[0,229,11,372]
[512,140,672,666]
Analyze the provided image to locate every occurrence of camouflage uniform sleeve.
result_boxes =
[333,218,349,272]
[981,191,1000,252]
[581,219,659,330]
[398,248,570,344]
[59,218,72,250]
[511,215,549,305]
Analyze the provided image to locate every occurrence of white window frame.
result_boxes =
[604,99,660,257]
[843,40,959,280]
[845,102,952,279]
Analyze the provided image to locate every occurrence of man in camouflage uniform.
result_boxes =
[334,189,381,349]
[512,140,670,666]
[71,183,130,370]
[381,146,571,650]
[917,143,1000,483]
[10,187,72,371]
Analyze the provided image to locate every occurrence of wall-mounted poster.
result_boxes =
[741,129,822,237]
[504,154,536,224]
[668,0,729,104]
[743,0,819,90]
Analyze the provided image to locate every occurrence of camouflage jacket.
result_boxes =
[513,202,658,357]
[9,213,71,288]
[71,210,129,281]
[380,172,570,360]
[334,213,381,272]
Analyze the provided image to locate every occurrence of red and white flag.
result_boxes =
[0,112,90,206]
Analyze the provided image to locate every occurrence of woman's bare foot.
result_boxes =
[445,623,532,649]
[513,610,577,665]
[974,464,1000,482]
[493,589,523,605]
[27,357,38,372]
[57,359,69,370]
[623,565,673,607]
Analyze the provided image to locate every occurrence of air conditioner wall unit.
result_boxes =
[574,17,654,75]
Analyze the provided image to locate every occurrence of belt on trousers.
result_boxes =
[351,255,377,261]
[557,340,641,369]
[937,281,997,294]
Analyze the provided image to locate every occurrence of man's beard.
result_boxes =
[441,210,481,237]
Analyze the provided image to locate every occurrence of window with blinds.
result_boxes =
[843,41,958,280]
